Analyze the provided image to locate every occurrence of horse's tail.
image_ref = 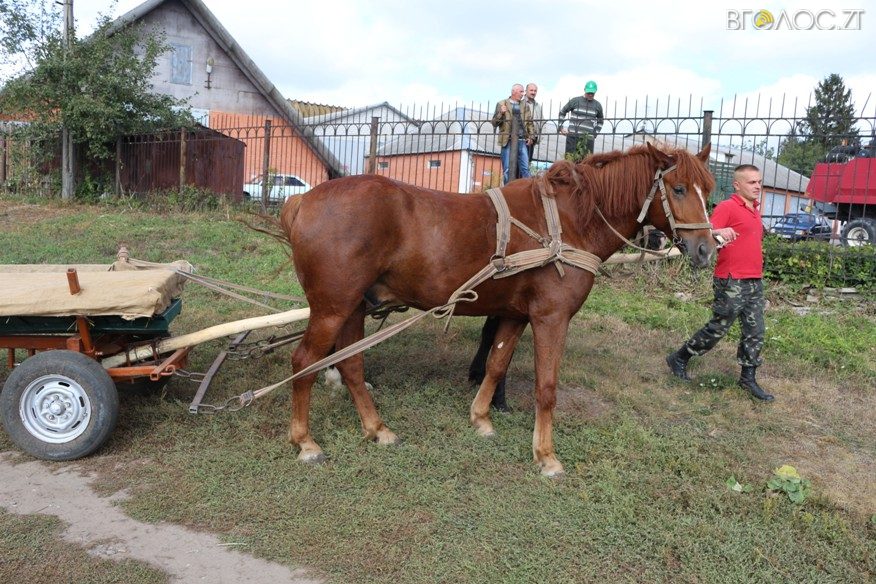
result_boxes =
[238,197,301,260]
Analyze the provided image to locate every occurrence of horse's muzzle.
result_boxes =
[676,234,715,269]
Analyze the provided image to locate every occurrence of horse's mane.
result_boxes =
[539,144,715,232]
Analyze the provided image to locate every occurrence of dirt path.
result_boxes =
[0,453,323,584]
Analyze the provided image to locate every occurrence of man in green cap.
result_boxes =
[558,80,604,160]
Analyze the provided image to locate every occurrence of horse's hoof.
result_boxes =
[375,429,400,445]
[475,425,496,438]
[539,463,565,478]
[298,451,327,465]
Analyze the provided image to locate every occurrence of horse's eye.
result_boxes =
[673,185,686,196]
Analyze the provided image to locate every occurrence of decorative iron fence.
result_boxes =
[2,99,874,249]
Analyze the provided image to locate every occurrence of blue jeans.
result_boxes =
[501,139,530,184]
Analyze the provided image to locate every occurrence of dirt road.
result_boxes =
[0,453,323,584]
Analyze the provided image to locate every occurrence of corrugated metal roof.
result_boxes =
[288,100,347,118]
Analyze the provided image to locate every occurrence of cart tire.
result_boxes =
[1,350,119,461]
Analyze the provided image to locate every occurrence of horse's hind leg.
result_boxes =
[470,318,527,437]
[468,316,510,411]
[289,313,349,463]
[334,302,398,445]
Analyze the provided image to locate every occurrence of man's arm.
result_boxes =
[491,101,505,128]
[710,203,738,242]
[557,98,575,124]
[594,101,604,134]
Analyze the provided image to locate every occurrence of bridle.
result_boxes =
[594,162,713,255]
[635,164,713,240]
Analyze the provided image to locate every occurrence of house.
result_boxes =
[374,107,504,193]
[110,0,345,189]
[298,101,418,176]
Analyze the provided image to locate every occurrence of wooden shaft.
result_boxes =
[101,307,310,369]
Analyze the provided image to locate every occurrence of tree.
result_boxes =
[777,74,858,175]
[0,1,192,191]
[743,138,775,160]
[796,73,859,149]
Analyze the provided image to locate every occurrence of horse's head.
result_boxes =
[641,143,717,269]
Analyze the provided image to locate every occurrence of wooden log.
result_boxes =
[101,307,310,369]
[604,247,681,264]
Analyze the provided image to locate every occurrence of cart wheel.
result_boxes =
[1,350,119,461]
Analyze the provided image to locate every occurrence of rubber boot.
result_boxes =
[665,348,692,381]
[738,366,774,402]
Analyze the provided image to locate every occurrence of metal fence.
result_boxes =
[2,98,875,246]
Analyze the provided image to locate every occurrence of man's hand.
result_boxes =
[713,227,738,242]
[499,103,508,114]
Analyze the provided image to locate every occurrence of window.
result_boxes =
[378,162,389,169]
[170,44,192,85]
[428,160,441,168]
[283,176,305,187]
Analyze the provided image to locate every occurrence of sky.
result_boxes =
[70,0,876,122]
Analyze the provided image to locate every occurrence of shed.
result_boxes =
[118,125,245,199]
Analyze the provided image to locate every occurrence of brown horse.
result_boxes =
[280,143,716,476]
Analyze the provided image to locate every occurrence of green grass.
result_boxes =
[0,509,167,583]
[1,196,874,583]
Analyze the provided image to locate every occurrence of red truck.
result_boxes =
[805,144,876,246]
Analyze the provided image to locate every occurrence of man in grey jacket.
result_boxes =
[558,80,604,160]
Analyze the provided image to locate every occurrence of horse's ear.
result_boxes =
[645,141,673,168]
[697,143,712,162]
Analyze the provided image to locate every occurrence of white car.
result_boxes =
[243,173,311,203]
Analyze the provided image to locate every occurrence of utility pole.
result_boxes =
[60,0,75,200]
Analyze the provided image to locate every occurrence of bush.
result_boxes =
[763,237,876,291]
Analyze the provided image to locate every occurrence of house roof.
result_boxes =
[109,0,346,177]
[376,133,498,157]
[302,102,418,125]
[288,100,347,118]
[647,134,809,193]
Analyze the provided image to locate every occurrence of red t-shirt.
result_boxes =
[710,194,763,279]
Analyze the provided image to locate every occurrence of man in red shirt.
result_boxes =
[666,164,774,401]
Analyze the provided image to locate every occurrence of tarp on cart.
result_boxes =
[0,260,192,320]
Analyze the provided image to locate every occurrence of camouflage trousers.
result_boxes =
[683,277,765,368]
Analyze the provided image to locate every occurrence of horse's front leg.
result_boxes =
[470,318,527,437]
[334,302,398,445]
[529,313,571,477]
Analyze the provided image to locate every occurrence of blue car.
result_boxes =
[768,213,833,241]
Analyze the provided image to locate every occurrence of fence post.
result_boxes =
[0,136,6,187]
[179,129,187,191]
[261,119,272,212]
[509,114,519,182]
[702,110,714,149]
[115,137,121,196]
[368,116,379,174]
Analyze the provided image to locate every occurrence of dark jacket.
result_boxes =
[558,96,604,137]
